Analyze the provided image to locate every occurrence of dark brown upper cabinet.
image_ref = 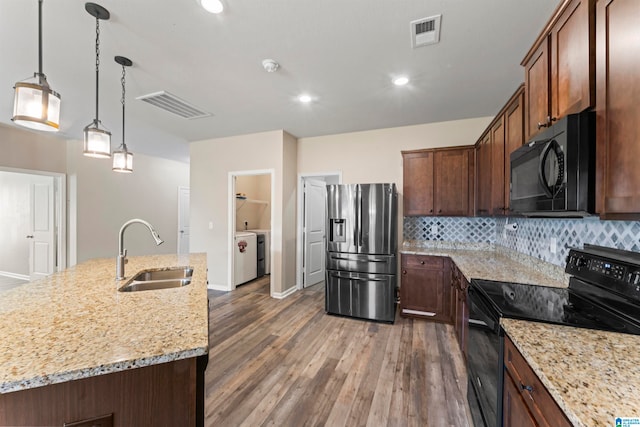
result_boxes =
[522,0,595,140]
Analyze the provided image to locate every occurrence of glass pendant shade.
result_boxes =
[12,77,61,132]
[83,121,111,158]
[112,148,133,173]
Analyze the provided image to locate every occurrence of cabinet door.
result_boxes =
[595,0,640,218]
[524,38,551,140]
[490,117,506,215]
[403,151,434,216]
[503,373,538,427]
[504,88,525,213]
[434,149,470,216]
[476,133,492,216]
[550,0,595,119]
[400,256,450,322]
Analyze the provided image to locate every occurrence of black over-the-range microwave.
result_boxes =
[510,111,595,217]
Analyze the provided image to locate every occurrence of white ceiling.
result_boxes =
[1,0,559,163]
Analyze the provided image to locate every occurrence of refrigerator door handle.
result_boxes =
[329,255,389,263]
[328,273,387,282]
[357,186,363,247]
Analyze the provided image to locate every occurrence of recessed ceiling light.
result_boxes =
[200,0,224,14]
[298,94,312,103]
[393,76,409,86]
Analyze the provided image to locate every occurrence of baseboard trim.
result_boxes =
[271,286,297,299]
[207,283,230,291]
[0,271,29,281]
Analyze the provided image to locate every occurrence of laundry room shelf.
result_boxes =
[236,198,269,210]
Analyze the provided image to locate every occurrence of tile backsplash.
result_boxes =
[403,216,640,267]
[403,217,496,243]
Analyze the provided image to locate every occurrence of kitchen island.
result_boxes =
[0,253,209,426]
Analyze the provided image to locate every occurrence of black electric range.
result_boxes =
[466,244,640,427]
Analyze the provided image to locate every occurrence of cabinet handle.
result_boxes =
[537,121,548,129]
[402,270,407,275]
[420,261,425,265]
[429,209,433,213]
[519,382,533,392]
[438,209,442,213]
[26,235,34,239]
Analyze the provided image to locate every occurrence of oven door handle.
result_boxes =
[467,286,501,334]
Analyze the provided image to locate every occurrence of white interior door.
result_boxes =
[178,187,190,254]
[303,179,326,287]
[29,178,55,281]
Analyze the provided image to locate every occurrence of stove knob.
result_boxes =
[575,257,588,268]
[630,271,640,285]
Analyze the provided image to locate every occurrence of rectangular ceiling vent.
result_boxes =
[136,91,212,120]
[411,15,442,48]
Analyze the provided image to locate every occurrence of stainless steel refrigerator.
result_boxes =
[325,183,398,323]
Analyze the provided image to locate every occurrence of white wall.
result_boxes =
[190,130,297,295]
[297,116,493,217]
[66,140,189,264]
[0,123,67,173]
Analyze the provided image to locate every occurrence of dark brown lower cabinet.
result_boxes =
[503,336,571,427]
[503,372,538,427]
[452,266,469,359]
[400,255,451,322]
[0,356,207,427]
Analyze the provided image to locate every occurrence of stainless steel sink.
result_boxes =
[118,266,194,292]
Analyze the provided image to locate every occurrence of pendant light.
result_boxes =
[83,3,111,158]
[112,56,133,173]
[12,0,61,132]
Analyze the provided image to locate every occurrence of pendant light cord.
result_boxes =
[38,0,43,78]
[121,64,126,150]
[95,16,100,122]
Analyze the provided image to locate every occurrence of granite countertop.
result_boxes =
[401,241,569,288]
[0,253,209,394]
[502,318,640,427]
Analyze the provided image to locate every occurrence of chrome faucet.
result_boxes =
[116,218,164,280]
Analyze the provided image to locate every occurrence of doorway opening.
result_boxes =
[228,169,275,295]
[296,172,341,290]
[0,167,66,289]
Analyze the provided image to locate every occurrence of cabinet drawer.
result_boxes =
[402,255,444,270]
[504,336,571,427]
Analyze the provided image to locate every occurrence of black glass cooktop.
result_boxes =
[471,279,640,335]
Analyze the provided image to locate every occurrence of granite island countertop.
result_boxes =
[401,241,569,287]
[0,253,209,394]
[502,318,640,427]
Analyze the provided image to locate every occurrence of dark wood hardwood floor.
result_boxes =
[205,278,472,426]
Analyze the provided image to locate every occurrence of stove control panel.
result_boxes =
[566,247,640,303]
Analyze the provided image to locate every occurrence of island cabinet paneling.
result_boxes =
[503,336,572,427]
[400,255,451,323]
[402,146,474,217]
[522,0,595,140]
[595,0,640,219]
[0,357,204,427]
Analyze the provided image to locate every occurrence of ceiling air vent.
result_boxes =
[136,91,212,120]
[410,15,442,48]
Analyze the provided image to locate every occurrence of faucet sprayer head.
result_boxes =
[152,231,164,246]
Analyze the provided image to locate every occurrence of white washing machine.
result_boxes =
[247,229,270,274]
[234,232,257,286]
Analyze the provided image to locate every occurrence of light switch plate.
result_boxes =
[431,224,438,235]
[550,237,557,254]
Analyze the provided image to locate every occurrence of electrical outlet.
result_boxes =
[550,237,557,254]
[431,224,438,235]
[208,222,213,230]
